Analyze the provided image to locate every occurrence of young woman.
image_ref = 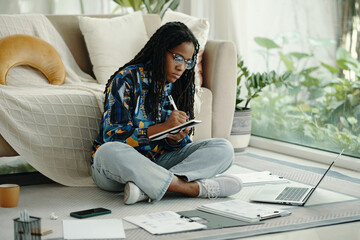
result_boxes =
[91,21,242,204]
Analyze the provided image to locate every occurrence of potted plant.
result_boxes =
[112,0,180,17]
[230,58,291,151]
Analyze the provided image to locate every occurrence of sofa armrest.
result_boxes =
[202,40,237,139]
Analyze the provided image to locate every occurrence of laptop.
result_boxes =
[250,149,344,206]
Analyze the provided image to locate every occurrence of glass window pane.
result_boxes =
[240,0,360,158]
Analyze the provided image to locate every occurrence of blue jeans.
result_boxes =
[91,138,234,201]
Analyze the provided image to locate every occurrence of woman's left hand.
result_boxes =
[166,128,189,144]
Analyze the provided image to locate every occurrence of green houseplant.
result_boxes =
[230,57,291,151]
[235,58,291,111]
[112,0,180,17]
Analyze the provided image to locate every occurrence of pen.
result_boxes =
[258,210,291,221]
[168,95,178,110]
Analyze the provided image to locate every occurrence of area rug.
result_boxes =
[124,152,360,239]
[0,151,359,239]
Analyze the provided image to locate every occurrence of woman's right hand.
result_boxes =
[163,110,189,129]
[147,110,189,140]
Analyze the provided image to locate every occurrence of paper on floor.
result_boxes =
[63,219,125,239]
[124,211,206,235]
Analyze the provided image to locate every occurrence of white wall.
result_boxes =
[0,0,116,14]
[0,0,20,13]
[179,0,337,73]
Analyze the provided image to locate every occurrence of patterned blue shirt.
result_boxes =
[91,63,191,163]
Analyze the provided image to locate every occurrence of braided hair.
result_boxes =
[104,21,200,126]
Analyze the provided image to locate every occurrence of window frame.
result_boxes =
[250,136,360,172]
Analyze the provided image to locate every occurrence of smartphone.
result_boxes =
[70,207,111,219]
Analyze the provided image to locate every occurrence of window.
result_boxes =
[237,0,359,159]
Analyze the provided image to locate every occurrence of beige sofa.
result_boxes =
[0,14,237,157]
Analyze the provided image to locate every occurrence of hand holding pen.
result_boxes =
[166,95,188,126]
[165,95,189,143]
[148,95,188,142]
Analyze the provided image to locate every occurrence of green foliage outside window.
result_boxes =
[250,33,360,157]
[112,0,180,17]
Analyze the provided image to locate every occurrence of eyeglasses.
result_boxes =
[168,50,195,70]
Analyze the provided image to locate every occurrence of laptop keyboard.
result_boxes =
[275,187,309,201]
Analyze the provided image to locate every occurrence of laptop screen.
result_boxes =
[303,149,344,205]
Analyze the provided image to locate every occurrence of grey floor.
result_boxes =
[1,150,360,240]
[1,164,249,239]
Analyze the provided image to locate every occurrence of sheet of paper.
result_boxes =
[232,171,289,186]
[63,219,125,239]
[124,211,206,234]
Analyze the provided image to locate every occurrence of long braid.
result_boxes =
[103,21,199,125]
[172,66,197,135]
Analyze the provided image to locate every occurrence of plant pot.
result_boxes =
[229,109,252,152]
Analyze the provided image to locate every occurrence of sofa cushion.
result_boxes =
[161,9,210,89]
[193,87,212,141]
[79,12,149,84]
[161,9,210,116]
[162,9,210,87]
[162,9,209,51]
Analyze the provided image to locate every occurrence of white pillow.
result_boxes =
[79,12,149,84]
[161,9,210,51]
[161,9,210,113]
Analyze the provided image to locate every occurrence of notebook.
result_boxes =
[149,120,202,141]
[231,171,289,186]
[250,149,344,206]
[197,199,291,223]
[177,209,261,229]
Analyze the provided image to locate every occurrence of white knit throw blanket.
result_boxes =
[0,14,105,186]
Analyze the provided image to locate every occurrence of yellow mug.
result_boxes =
[0,184,20,208]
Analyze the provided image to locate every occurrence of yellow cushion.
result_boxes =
[0,34,65,85]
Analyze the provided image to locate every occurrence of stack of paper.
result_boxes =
[63,219,125,239]
[232,171,289,186]
[124,211,206,234]
[197,200,291,223]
